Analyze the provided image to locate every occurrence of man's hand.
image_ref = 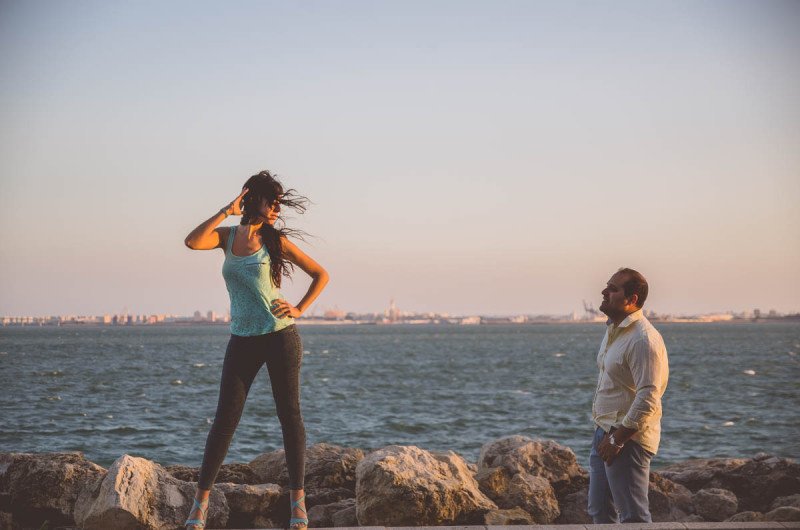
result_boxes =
[598,433,624,465]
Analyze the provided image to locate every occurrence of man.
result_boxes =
[588,268,669,523]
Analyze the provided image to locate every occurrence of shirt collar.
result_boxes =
[606,309,644,329]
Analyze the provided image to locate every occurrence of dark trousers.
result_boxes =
[197,325,305,489]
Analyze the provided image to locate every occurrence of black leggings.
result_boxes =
[197,325,306,490]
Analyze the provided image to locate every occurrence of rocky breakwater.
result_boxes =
[0,439,798,529]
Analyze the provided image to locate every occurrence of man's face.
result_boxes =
[599,272,637,318]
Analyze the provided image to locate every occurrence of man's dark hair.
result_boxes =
[618,268,648,308]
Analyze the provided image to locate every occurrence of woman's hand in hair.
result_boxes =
[271,299,302,319]
[226,188,249,216]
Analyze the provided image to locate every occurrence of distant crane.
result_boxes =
[583,300,600,317]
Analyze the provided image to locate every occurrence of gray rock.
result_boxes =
[250,443,365,491]
[693,487,738,521]
[554,487,592,524]
[661,454,800,512]
[215,482,282,528]
[0,511,11,530]
[764,505,800,521]
[478,436,587,497]
[0,452,105,529]
[659,457,747,491]
[355,445,496,525]
[308,498,356,527]
[484,506,534,524]
[726,510,765,522]
[165,462,261,484]
[771,493,800,510]
[73,454,228,530]
[476,465,559,522]
[332,502,358,526]
[649,471,695,522]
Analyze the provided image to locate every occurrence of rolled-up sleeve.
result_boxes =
[621,337,668,430]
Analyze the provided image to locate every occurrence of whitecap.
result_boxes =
[322,349,329,354]
[788,351,797,357]
[193,363,206,368]
[321,377,329,382]
[742,369,756,376]
[206,418,212,424]
[106,414,114,419]
[46,395,61,401]
[0,351,7,355]
[513,389,531,395]
[723,421,735,427]
[303,350,311,355]
[554,352,566,357]
[171,379,183,385]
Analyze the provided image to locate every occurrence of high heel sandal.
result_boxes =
[185,497,209,529]
[289,493,308,529]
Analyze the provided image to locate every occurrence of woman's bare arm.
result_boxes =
[184,188,248,250]
[271,237,329,318]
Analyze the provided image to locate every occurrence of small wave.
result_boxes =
[512,389,531,395]
[45,395,61,401]
[788,351,797,356]
[171,379,183,385]
[192,363,205,368]
[0,351,7,355]
[35,370,64,377]
[722,421,735,427]
[742,369,756,376]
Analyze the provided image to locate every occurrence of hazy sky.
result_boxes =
[1,1,798,317]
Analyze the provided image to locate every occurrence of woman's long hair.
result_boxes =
[240,170,309,288]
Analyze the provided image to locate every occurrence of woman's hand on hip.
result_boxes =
[271,299,302,318]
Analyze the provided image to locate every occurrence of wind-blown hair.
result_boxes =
[240,170,309,287]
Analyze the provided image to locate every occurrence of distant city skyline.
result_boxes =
[1,2,798,316]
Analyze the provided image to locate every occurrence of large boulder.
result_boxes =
[764,506,800,522]
[483,506,535,524]
[308,497,356,527]
[355,445,496,525]
[166,463,262,484]
[475,467,558,523]
[215,482,282,528]
[693,487,738,521]
[250,443,365,491]
[661,453,800,512]
[649,472,695,521]
[771,493,800,510]
[478,436,587,497]
[726,511,765,522]
[659,457,747,491]
[0,452,105,528]
[74,454,228,530]
[554,487,591,524]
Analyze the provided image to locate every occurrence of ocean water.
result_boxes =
[1,322,798,469]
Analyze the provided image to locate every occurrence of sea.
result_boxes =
[1,322,798,470]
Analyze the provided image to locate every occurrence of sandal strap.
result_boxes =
[290,494,306,514]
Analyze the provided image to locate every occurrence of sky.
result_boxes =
[1,1,798,317]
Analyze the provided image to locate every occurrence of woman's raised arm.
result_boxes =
[184,188,248,250]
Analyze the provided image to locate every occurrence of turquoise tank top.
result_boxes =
[222,226,294,336]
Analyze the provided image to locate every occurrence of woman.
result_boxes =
[183,170,328,529]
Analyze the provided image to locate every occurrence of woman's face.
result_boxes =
[257,196,281,225]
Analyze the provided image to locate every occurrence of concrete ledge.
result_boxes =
[222,522,800,530]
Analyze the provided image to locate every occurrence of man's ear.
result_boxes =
[628,293,639,308]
